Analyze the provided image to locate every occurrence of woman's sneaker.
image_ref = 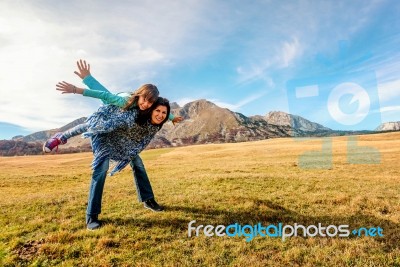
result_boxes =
[43,132,67,153]
[144,198,164,212]
[86,215,101,230]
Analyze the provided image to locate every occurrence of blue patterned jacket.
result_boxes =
[84,105,160,175]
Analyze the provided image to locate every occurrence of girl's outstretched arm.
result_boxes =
[74,59,111,94]
[74,59,91,80]
[56,81,84,94]
[56,81,128,107]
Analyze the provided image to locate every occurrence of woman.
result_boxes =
[84,97,171,230]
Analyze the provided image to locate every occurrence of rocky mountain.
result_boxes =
[11,135,24,140]
[263,111,332,133]
[4,99,386,156]
[375,121,400,131]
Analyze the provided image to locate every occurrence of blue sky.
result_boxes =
[1,0,400,139]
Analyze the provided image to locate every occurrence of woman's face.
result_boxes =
[138,95,153,111]
[151,105,168,124]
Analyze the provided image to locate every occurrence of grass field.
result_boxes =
[0,132,399,266]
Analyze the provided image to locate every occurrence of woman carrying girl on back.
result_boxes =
[45,60,181,218]
[82,96,171,229]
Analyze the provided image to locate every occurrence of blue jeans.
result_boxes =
[86,157,109,216]
[86,155,155,216]
[131,156,154,202]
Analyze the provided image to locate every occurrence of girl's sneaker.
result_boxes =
[43,133,67,153]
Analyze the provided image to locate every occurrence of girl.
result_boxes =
[43,60,182,152]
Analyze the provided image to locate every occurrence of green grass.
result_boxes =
[0,132,399,266]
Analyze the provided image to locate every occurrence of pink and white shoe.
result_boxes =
[43,132,67,153]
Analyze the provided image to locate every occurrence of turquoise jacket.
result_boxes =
[82,75,175,121]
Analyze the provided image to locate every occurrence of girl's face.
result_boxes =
[138,95,153,111]
[151,105,168,124]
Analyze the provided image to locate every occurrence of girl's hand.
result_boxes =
[74,59,91,79]
[56,81,84,94]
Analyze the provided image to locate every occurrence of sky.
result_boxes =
[1,0,400,139]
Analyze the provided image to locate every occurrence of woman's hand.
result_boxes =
[74,59,91,79]
[56,81,84,94]
[172,116,184,125]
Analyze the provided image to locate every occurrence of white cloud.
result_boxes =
[235,37,301,86]
[0,0,227,132]
[208,100,237,111]
[380,106,400,113]
[176,98,198,107]
[233,91,269,110]
[209,91,268,111]
[377,79,400,104]
[281,37,301,68]
[0,4,93,131]
[234,0,388,86]
[175,90,267,112]
[236,62,275,86]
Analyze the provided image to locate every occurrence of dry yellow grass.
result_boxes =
[0,132,399,266]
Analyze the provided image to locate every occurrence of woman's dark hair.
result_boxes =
[137,97,170,129]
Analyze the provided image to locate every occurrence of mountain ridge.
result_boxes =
[2,99,397,156]
[375,121,400,131]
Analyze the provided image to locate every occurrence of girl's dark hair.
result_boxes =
[137,97,170,129]
[123,84,159,111]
